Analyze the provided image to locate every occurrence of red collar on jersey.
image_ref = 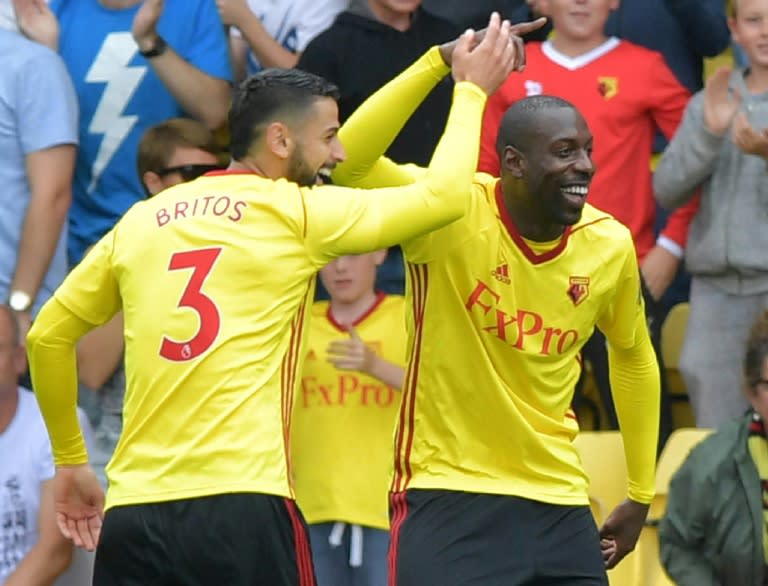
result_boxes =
[326,291,387,332]
[494,181,572,265]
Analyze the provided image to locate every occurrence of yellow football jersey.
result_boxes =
[394,179,648,505]
[333,46,660,507]
[42,121,485,510]
[292,294,406,529]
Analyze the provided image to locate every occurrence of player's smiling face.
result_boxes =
[523,107,595,226]
[287,97,346,187]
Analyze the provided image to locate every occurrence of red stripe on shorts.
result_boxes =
[284,499,316,586]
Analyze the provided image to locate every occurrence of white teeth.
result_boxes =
[317,168,332,178]
[561,186,588,195]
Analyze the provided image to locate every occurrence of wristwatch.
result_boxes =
[8,290,32,313]
[139,35,168,59]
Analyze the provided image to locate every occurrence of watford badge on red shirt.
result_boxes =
[597,76,618,100]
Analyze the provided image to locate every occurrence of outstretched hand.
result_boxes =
[451,13,525,95]
[439,14,547,70]
[599,499,649,569]
[54,465,105,552]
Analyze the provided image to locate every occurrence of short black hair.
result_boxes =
[496,95,576,156]
[229,68,340,160]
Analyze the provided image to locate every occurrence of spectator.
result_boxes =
[659,310,768,586]
[298,0,461,295]
[293,251,405,586]
[216,0,349,81]
[76,117,224,486]
[653,0,768,428]
[0,26,77,341]
[14,0,232,266]
[0,306,73,585]
[478,0,694,443]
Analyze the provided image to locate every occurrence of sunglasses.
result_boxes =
[156,163,223,182]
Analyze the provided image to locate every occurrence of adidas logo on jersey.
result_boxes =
[491,263,511,284]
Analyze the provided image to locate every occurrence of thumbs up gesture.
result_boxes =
[326,324,376,375]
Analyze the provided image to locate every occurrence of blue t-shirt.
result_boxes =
[51,0,233,264]
[0,29,78,314]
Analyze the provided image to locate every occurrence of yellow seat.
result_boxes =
[661,302,694,428]
[635,428,713,586]
[574,431,638,586]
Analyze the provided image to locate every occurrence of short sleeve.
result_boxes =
[17,49,78,154]
[55,228,121,327]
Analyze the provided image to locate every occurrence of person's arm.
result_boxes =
[331,45,451,189]
[653,92,724,210]
[77,312,124,391]
[14,144,75,310]
[132,0,232,129]
[4,479,74,586]
[598,241,661,505]
[659,453,721,586]
[644,51,697,255]
[11,47,78,329]
[326,325,405,389]
[665,0,730,59]
[332,19,544,189]
[28,232,122,465]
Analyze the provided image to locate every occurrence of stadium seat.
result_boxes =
[635,427,713,586]
[660,302,694,427]
[573,431,638,586]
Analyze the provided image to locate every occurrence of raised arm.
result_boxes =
[132,0,232,129]
[654,69,736,210]
[307,15,522,261]
[332,15,546,189]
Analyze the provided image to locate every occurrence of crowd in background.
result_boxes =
[2,0,767,584]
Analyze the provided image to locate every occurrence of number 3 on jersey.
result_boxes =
[160,248,222,362]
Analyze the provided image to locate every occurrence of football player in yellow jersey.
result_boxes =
[24,15,527,586]
[332,35,660,586]
[292,251,405,586]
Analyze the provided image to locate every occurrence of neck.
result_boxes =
[0,387,18,435]
[368,1,412,32]
[501,180,565,242]
[549,34,608,59]
[745,66,768,94]
[330,290,379,325]
[228,158,273,178]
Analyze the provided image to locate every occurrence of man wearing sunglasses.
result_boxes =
[137,118,224,197]
[76,117,224,488]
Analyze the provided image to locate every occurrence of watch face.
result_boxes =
[9,291,32,312]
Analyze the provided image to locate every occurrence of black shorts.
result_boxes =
[93,493,316,586]
[389,489,607,586]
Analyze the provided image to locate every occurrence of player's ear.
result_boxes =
[503,145,526,178]
[265,121,293,160]
[143,171,164,196]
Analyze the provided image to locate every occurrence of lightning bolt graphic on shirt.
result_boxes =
[85,32,147,193]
